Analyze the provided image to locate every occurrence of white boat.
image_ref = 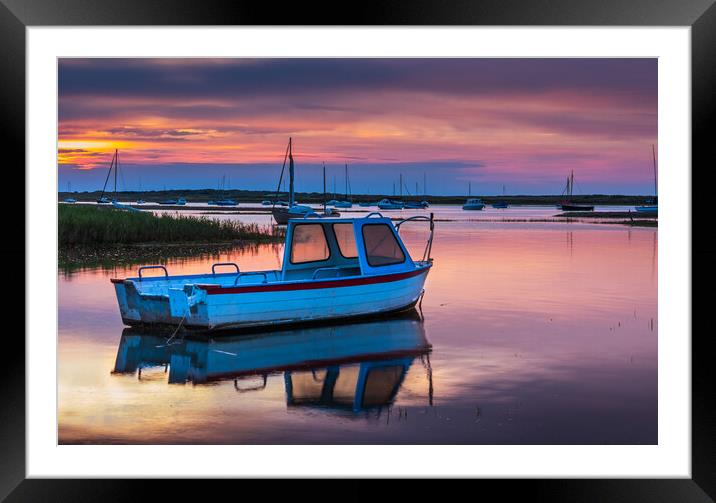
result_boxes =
[111,212,435,331]
[377,198,404,210]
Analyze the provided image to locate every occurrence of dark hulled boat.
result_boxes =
[558,171,594,212]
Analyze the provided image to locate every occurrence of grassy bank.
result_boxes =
[59,204,282,246]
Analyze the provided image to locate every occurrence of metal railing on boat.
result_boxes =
[211,262,240,274]
[137,265,168,280]
[394,213,435,262]
[232,271,269,285]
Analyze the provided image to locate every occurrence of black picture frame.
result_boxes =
[4,0,713,500]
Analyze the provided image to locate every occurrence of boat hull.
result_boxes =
[462,204,485,210]
[113,265,431,331]
[635,205,658,213]
[559,204,594,211]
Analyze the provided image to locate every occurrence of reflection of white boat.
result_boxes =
[111,212,435,331]
[112,313,430,397]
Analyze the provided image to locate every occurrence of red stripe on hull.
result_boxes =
[200,267,429,295]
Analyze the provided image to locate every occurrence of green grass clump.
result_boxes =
[59,204,281,247]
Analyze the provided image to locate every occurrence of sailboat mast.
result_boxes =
[570,170,574,198]
[288,137,294,207]
[323,162,326,213]
[424,172,426,197]
[400,174,403,198]
[652,144,657,197]
[114,149,119,199]
[469,181,471,197]
[345,163,348,200]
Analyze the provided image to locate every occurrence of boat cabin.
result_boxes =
[280,214,416,281]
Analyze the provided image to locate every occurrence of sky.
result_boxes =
[57,58,657,195]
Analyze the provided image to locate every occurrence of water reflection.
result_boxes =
[59,223,657,444]
[112,311,431,413]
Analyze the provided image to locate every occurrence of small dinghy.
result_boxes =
[111,212,435,331]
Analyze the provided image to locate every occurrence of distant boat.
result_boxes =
[377,198,404,210]
[463,198,486,210]
[319,163,341,217]
[63,181,77,203]
[462,181,485,210]
[96,148,139,211]
[136,199,146,204]
[271,138,314,225]
[558,171,594,211]
[492,185,509,208]
[158,198,186,206]
[97,149,122,204]
[214,199,238,206]
[261,200,273,206]
[326,199,339,206]
[333,163,353,208]
[635,145,658,214]
[404,201,429,209]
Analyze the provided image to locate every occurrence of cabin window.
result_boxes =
[362,224,406,266]
[332,223,358,258]
[290,224,330,264]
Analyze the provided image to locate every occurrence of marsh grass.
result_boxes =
[59,204,282,246]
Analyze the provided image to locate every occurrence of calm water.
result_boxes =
[58,211,657,444]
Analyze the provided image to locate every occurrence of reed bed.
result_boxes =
[59,205,282,246]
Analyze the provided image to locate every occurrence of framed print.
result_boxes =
[4,0,714,500]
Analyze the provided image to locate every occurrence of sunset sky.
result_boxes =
[57,58,657,195]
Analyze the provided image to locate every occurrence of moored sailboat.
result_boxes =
[635,145,658,213]
[271,138,313,224]
[558,171,594,211]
